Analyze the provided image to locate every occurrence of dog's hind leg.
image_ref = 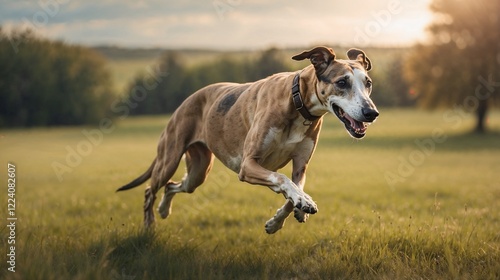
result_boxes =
[145,159,182,228]
[144,135,185,228]
[158,142,214,219]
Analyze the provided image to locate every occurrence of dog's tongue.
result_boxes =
[344,113,366,133]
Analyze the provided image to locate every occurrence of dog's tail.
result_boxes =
[116,158,156,192]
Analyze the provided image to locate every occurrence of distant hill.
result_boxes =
[93,46,246,64]
[92,46,166,61]
[92,45,410,63]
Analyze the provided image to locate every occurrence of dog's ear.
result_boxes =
[292,46,336,75]
[347,48,372,71]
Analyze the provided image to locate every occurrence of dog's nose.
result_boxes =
[362,107,379,122]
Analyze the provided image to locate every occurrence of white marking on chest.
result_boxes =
[259,125,310,171]
[227,155,242,171]
[262,128,278,148]
[263,125,307,150]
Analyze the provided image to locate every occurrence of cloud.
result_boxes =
[0,0,433,49]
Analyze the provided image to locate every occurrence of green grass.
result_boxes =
[1,109,499,279]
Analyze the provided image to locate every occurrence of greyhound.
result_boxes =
[117,46,379,234]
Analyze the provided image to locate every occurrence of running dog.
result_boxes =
[117,46,379,234]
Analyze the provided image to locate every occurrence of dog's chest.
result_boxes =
[260,123,309,168]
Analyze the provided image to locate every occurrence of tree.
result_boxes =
[405,0,500,133]
[370,51,413,107]
[0,28,115,127]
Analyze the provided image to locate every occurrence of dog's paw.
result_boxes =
[294,193,318,214]
[157,183,179,219]
[157,197,172,219]
[293,208,309,223]
[265,217,285,234]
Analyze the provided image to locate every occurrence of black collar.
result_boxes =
[291,72,320,123]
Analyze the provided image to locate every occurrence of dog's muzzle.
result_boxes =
[361,107,379,122]
[332,104,379,139]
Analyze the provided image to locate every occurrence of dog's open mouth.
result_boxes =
[332,104,367,139]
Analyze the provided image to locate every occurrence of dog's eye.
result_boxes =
[336,80,347,88]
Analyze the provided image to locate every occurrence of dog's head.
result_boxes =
[292,46,379,139]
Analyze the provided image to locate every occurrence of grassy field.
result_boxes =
[1,109,499,279]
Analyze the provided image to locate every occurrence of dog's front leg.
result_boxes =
[238,158,318,216]
[291,163,310,224]
[264,152,312,233]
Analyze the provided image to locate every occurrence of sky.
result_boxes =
[0,0,434,50]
